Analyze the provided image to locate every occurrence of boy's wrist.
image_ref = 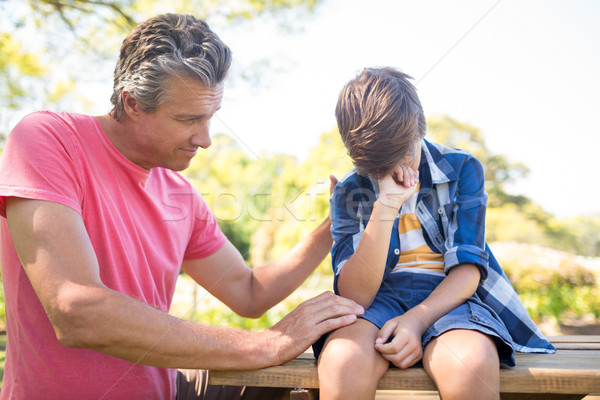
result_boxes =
[373,198,400,221]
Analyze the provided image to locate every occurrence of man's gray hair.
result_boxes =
[110,13,232,120]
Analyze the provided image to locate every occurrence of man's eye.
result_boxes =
[179,117,200,123]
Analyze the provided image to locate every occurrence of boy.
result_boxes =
[315,67,554,400]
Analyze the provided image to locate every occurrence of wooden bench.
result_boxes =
[209,335,600,399]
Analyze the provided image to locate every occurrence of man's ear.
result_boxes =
[122,91,141,121]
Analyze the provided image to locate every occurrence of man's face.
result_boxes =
[131,76,224,171]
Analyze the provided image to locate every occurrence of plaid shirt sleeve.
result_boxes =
[443,155,490,280]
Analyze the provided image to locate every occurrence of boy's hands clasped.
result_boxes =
[374,311,427,369]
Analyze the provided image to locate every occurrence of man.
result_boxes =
[0,14,363,399]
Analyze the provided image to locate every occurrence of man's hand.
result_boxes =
[377,165,419,212]
[329,174,339,195]
[264,291,364,364]
[373,311,426,369]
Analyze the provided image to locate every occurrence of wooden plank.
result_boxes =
[208,336,600,396]
[549,335,600,343]
[550,335,600,350]
[210,360,320,389]
[379,350,600,394]
[210,350,600,393]
[500,395,586,400]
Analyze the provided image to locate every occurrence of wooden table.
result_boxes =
[209,335,600,399]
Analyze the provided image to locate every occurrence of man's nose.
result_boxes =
[190,124,212,149]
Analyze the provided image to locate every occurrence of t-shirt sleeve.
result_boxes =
[0,112,84,217]
[183,187,227,259]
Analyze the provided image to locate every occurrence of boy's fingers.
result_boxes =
[375,322,395,345]
[377,334,406,355]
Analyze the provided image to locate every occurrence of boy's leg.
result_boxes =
[422,329,500,400]
[317,319,388,400]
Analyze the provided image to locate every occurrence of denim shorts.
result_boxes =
[314,271,516,367]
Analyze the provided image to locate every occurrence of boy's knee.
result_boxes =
[318,337,387,399]
[425,331,500,378]
[318,337,365,372]
[318,335,388,380]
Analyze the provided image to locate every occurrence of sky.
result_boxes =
[5,0,599,219]
[208,0,600,219]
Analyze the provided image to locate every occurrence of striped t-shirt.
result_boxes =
[392,183,445,275]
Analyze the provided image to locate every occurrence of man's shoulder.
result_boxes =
[11,111,94,142]
[16,110,90,126]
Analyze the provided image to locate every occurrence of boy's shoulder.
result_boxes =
[423,138,482,166]
[423,139,472,158]
[422,139,484,184]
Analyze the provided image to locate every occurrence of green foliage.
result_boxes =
[544,216,600,257]
[497,245,600,321]
[486,205,548,244]
[0,32,48,141]
[193,297,300,331]
[183,128,353,270]
[245,128,352,273]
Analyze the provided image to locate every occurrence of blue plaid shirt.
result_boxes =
[330,139,555,354]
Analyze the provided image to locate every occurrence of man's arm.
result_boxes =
[6,197,362,369]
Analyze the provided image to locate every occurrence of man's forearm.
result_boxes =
[56,283,275,370]
[60,284,363,370]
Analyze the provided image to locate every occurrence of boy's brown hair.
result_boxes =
[336,67,426,178]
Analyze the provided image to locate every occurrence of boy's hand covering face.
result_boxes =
[377,165,419,211]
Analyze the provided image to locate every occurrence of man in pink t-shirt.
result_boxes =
[0,14,363,400]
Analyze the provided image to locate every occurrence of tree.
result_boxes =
[426,114,530,207]
[0,32,48,144]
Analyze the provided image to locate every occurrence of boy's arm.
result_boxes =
[374,154,489,368]
[336,167,418,308]
[374,263,481,368]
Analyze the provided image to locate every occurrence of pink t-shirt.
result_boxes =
[0,111,227,399]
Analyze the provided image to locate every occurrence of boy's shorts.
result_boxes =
[313,270,516,367]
